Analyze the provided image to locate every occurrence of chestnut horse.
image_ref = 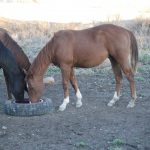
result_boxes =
[0,28,30,99]
[26,24,138,111]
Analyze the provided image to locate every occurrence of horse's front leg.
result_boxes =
[59,67,71,111]
[3,70,12,99]
[70,68,82,108]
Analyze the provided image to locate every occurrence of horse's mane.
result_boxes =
[0,41,22,75]
[0,28,30,71]
[29,38,54,77]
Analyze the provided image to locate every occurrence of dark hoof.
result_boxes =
[15,98,30,103]
[4,98,53,117]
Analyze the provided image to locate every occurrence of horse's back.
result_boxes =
[54,24,130,47]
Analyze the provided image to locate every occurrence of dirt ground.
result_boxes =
[0,67,150,150]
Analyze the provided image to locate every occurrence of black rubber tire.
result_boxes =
[4,98,53,117]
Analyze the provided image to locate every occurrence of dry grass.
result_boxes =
[0,17,93,61]
[129,18,150,52]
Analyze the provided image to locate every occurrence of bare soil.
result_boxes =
[0,68,150,150]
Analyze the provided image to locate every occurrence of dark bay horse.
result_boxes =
[0,41,27,102]
[0,28,30,99]
[26,24,138,111]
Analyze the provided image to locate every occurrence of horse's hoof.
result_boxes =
[59,107,65,111]
[107,102,114,107]
[76,101,82,108]
[59,104,66,111]
[127,101,135,108]
[107,99,115,107]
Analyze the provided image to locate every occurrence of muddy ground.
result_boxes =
[0,67,150,150]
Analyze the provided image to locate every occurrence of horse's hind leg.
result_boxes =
[59,66,71,111]
[70,68,82,108]
[121,64,137,108]
[3,70,12,99]
[108,57,123,106]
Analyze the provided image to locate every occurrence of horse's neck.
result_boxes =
[0,45,20,75]
[4,34,31,71]
[1,57,21,79]
[1,58,21,86]
[0,40,22,87]
[32,40,53,77]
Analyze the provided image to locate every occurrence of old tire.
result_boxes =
[4,98,53,117]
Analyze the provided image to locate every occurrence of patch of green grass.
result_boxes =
[107,139,125,150]
[139,54,150,64]
[135,76,145,82]
[137,67,145,73]
[137,65,150,74]
[112,138,125,146]
[74,141,89,148]
[45,66,60,75]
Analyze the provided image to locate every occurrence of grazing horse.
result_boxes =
[26,24,138,111]
[0,28,54,100]
[0,41,27,102]
[0,28,30,99]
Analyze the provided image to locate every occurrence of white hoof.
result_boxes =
[59,97,69,111]
[108,92,120,107]
[76,101,82,108]
[107,99,116,107]
[127,101,135,108]
[107,101,114,107]
[59,103,67,111]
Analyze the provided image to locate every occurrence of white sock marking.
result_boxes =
[127,100,135,108]
[59,96,69,111]
[107,91,120,107]
[76,89,82,108]
[76,89,82,99]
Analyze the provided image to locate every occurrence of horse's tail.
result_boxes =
[129,31,138,74]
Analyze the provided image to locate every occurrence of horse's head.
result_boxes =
[26,70,44,103]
